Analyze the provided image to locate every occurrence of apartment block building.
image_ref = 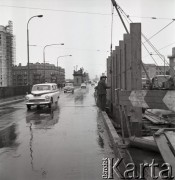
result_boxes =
[0,21,15,87]
[142,64,170,79]
[13,62,65,86]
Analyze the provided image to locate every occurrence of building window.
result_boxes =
[0,34,1,46]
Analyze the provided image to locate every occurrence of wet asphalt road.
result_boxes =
[0,85,117,180]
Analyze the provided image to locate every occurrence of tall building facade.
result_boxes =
[142,64,170,79]
[168,47,175,77]
[73,68,89,86]
[0,21,15,87]
[13,62,65,86]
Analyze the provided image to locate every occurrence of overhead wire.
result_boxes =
[113,1,175,78]
[143,41,175,59]
[0,4,175,21]
[142,34,170,67]
[159,41,175,51]
[0,4,111,16]
[143,20,175,44]
[128,15,175,21]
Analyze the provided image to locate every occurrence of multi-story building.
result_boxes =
[12,62,65,86]
[168,47,175,77]
[142,64,170,79]
[0,21,15,87]
[73,68,83,86]
[73,68,89,86]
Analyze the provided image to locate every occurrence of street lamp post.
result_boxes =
[57,55,72,68]
[43,43,64,82]
[27,15,43,85]
[150,53,166,75]
[56,55,72,85]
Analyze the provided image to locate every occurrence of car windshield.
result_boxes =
[65,83,73,86]
[32,85,51,91]
[157,76,170,82]
[153,75,171,83]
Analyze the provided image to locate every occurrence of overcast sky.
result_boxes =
[0,0,175,79]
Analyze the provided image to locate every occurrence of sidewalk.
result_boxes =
[0,95,25,106]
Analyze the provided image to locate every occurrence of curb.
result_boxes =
[101,111,123,146]
[101,111,134,173]
[0,98,24,107]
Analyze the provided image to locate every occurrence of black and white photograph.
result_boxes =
[0,0,175,179]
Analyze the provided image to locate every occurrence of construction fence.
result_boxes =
[106,23,142,136]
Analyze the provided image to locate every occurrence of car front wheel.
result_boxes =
[27,105,31,110]
[48,98,53,108]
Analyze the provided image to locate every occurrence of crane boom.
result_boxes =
[110,0,129,34]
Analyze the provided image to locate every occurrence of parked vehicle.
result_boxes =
[151,75,171,89]
[142,78,151,89]
[81,83,86,89]
[91,81,95,86]
[25,83,60,110]
[63,83,74,93]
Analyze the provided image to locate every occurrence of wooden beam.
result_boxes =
[119,90,175,112]
[130,23,142,137]
[124,34,131,91]
[165,131,175,155]
[143,114,169,125]
[154,133,175,177]
[129,136,159,152]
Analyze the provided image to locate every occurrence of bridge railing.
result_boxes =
[0,86,31,99]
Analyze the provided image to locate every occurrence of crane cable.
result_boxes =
[115,2,175,78]
[143,20,175,44]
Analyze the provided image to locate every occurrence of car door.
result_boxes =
[54,85,59,100]
[52,85,59,102]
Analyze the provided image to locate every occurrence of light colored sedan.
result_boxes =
[63,83,74,93]
[25,83,60,110]
[81,83,86,89]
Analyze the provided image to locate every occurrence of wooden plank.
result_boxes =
[129,136,159,152]
[112,47,118,119]
[114,46,118,90]
[119,90,175,112]
[151,128,175,131]
[106,56,112,103]
[112,52,115,103]
[116,46,121,89]
[165,131,175,155]
[154,133,175,177]
[130,23,142,137]
[114,47,117,94]
[120,41,125,90]
[143,113,168,125]
[142,136,154,141]
[124,34,131,91]
[130,23,142,90]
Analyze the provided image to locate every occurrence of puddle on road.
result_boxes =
[26,107,60,129]
[0,123,19,150]
[0,87,116,180]
[0,107,20,116]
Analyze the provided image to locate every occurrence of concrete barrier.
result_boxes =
[0,86,30,99]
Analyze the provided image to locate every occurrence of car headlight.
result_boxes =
[45,95,50,100]
[25,96,29,101]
